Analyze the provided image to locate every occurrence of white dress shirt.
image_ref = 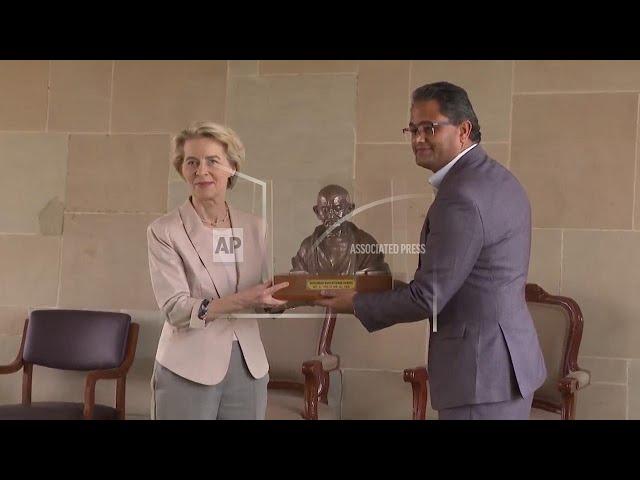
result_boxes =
[428,143,478,192]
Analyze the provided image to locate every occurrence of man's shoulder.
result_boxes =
[444,150,525,203]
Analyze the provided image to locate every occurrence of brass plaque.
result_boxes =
[306,279,356,290]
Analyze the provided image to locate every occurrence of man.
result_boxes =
[291,184,389,275]
[316,81,546,420]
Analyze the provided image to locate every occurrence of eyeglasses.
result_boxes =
[402,121,453,140]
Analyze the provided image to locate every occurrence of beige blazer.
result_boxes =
[147,198,270,385]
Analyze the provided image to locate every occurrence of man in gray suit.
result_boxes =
[316,81,546,420]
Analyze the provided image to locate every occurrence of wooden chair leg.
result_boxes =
[116,377,127,420]
[561,392,576,420]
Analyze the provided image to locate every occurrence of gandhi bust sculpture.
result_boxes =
[291,184,390,275]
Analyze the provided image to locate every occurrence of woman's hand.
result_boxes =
[237,280,289,310]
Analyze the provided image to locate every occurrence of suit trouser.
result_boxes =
[437,393,534,420]
[437,355,535,420]
[152,341,269,420]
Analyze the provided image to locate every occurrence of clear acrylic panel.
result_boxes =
[269,178,399,303]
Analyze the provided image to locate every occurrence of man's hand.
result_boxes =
[314,290,356,314]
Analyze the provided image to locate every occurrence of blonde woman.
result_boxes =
[147,121,288,419]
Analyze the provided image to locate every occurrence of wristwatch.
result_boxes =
[197,298,211,320]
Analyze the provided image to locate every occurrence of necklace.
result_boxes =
[198,203,230,227]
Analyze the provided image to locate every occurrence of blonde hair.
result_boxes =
[173,121,245,189]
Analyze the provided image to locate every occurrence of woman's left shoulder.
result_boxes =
[229,206,265,228]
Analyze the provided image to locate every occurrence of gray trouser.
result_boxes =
[438,393,534,420]
[152,342,269,420]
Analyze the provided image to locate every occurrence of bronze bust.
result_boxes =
[291,184,390,275]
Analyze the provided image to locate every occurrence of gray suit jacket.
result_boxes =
[353,145,547,410]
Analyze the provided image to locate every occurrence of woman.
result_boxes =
[147,121,288,419]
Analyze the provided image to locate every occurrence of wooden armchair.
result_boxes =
[526,284,591,420]
[261,307,428,419]
[0,310,139,420]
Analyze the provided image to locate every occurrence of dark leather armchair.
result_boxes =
[0,309,139,420]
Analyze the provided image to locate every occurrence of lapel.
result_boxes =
[417,145,486,269]
[422,144,487,240]
[227,205,252,292]
[178,198,248,298]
